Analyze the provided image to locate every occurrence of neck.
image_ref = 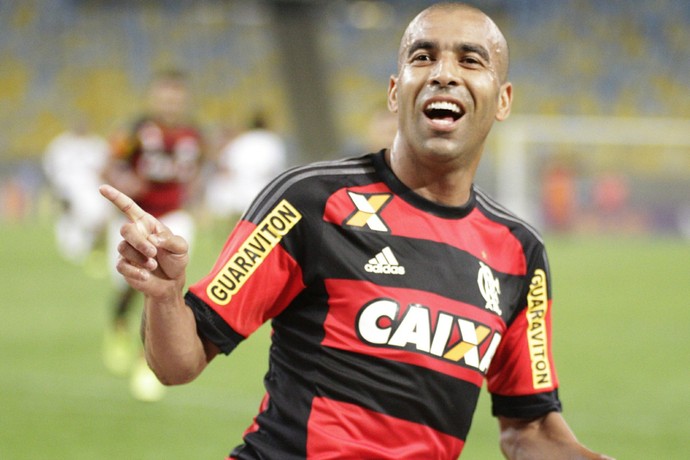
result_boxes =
[385,147,479,207]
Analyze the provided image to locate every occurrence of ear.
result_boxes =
[495,82,512,121]
[387,75,399,113]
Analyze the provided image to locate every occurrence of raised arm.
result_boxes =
[99,184,217,385]
[498,412,614,460]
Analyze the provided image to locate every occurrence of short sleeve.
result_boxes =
[486,246,562,418]
[186,194,307,353]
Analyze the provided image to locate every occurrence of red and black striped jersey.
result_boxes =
[186,151,561,459]
[110,116,203,217]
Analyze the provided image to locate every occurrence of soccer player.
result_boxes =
[101,3,613,458]
[204,111,287,222]
[102,69,204,401]
[43,119,111,268]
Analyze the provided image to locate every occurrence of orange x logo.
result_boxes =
[344,191,392,232]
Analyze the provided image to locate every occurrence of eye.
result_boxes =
[460,54,486,68]
[412,53,432,62]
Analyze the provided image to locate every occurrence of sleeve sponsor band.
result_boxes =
[526,269,553,389]
[206,199,302,306]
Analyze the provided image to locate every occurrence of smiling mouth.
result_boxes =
[424,100,464,123]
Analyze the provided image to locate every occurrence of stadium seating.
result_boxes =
[1,0,689,160]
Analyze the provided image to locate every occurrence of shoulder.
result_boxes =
[130,116,156,132]
[242,154,378,223]
[179,119,205,139]
[473,186,545,249]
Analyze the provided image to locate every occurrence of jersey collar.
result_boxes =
[371,149,476,219]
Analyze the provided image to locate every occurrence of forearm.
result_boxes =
[99,184,214,385]
[141,293,209,385]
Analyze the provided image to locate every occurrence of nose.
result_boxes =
[429,55,460,87]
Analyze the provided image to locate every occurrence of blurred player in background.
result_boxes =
[43,118,111,271]
[102,69,205,401]
[204,111,287,224]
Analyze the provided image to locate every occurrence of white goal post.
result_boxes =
[490,115,690,229]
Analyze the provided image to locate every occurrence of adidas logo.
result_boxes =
[364,246,406,275]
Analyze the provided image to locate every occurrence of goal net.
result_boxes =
[479,115,690,237]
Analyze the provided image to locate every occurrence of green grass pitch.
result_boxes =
[1,217,689,459]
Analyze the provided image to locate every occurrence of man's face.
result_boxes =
[148,80,189,125]
[388,7,512,164]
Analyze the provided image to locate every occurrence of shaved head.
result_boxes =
[397,2,510,82]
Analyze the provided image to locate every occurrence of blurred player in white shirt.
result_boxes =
[43,119,111,266]
[205,112,287,220]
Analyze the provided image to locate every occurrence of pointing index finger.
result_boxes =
[99,184,146,222]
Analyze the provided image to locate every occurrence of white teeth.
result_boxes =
[427,101,461,113]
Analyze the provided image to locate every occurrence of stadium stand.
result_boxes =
[1,0,688,231]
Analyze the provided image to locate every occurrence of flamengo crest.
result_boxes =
[477,261,502,315]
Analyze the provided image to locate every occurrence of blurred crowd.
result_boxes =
[1,1,689,236]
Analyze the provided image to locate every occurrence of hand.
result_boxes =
[99,184,189,300]
[499,413,615,460]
